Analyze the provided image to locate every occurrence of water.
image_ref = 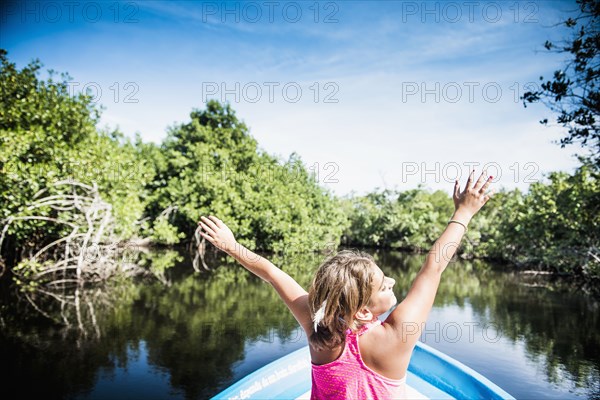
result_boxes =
[1,248,598,399]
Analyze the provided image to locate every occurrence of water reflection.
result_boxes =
[0,248,598,399]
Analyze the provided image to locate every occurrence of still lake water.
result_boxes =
[1,248,598,399]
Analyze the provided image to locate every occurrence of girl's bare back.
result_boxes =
[309,321,411,380]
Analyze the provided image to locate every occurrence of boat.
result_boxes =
[212,341,515,399]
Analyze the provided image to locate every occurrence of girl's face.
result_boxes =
[367,264,397,316]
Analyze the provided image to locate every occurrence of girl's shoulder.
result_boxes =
[362,319,411,349]
[358,321,412,380]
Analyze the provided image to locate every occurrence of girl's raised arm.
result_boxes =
[198,216,313,335]
[385,169,494,350]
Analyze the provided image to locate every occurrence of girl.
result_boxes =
[198,169,494,399]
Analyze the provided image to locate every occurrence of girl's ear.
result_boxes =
[354,307,373,323]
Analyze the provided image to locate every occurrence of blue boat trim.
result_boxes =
[213,342,515,399]
[410,342,514,400]
[213,347,310,400]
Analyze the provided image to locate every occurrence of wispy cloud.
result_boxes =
[2,0,583,196]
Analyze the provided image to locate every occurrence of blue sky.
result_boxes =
[1,0,589,196]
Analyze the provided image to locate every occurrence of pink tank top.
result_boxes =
[311,320,407,399]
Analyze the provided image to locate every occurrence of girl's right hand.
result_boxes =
[452,169,494,221]
[198,215,238,254]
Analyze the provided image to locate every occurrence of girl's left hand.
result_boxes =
[198,216,237,253]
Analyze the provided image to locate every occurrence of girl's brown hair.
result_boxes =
[308,249,377,351]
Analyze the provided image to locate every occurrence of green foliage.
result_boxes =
[0,50,154,251]
[466,187,525,260]
[342,187,453,250]
[0,49,347,281]
[12,259,48,291]
[139,249,185,284]
[143,100,349,251]
[493,159,600,276]
[343,163,600,279]
[149,217,187,245]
